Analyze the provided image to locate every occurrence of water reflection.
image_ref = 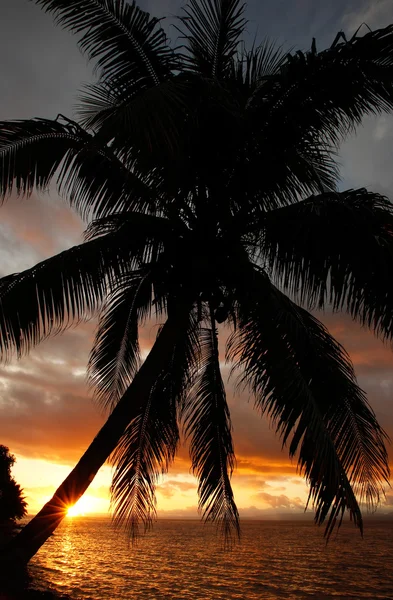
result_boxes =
[26,519,393,600]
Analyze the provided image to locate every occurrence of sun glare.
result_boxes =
[66,495,98,517]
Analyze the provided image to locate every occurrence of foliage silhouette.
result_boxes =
[0,446,27,526]
[0,0,392,565]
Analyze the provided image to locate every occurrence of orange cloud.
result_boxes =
[0,192,84,261]
[252,492,304,510]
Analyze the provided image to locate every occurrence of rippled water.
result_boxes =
[26,519,393,600]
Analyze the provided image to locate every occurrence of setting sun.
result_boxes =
[66,495,101,517]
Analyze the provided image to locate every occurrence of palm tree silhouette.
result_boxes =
[0,0,392,566]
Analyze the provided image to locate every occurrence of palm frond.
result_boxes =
[232,39,287,91]
[228,134,339,216]
[235,26,393,213]
[88,269,153,411]
[261,189,393,340]
[77,78,188,159]
[178,0,246,77]
[0,212,166,359]
[248,38,287,81]
[84,211,175,246]
[0,232,130,359]
[0,118,85,198]
[57,142,158,219]
[157,306,202,416]
[110,388,179,541]
[85,211,179,311]
[0,117,156,218]
[117,308,202,534]
[185,317,239,545]
[34,0,176,88]
[227,269,389,538]
[86,211,190,322]
[109,316,200,540]
[255,25,393,148]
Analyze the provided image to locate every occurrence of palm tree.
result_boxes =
[0,0,392,568]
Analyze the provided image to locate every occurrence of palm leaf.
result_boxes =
[153,306,201,413]
[34,0,176,87]
[0,233,129,359]
[0,118,85,198]
[109,316,199,540]
[58,141,158,219]
[0,117,156,218]
[257,25,393,149]
[77,78,188,160]
[261,189,393,340]
[84,211,175,248]
[0,211,169,358]
[185,316,239,545]
[178,0,246,77]
[232,39,287,92]
[110,389,178,541]
[227,268,389,538]
[236,26,393,213]
[88,269,154,411]
[230,136,339,215]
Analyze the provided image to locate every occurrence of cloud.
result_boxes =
[252,492,305,510]
[235,459,298,475]
[155,503,312,520]
[23,485,55,499]
[0,325,104,464]
[385,492,393,506]
[289,478,305,486]
[0,192,84,269]
[157,479,197,499]
[342,0,393,32]
[157,505,198,519]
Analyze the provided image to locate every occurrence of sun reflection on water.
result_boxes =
[29,520,393,600]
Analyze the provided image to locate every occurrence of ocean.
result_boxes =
[24,518,393,600]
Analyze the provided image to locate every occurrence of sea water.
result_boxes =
[26,518,393,600]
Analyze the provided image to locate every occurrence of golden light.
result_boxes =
[66,495,99,517]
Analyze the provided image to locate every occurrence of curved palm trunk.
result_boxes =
[0,305,190,570]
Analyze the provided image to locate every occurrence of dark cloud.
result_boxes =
[0,325,104,464]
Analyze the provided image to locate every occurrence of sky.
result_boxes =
[0,0,393,524]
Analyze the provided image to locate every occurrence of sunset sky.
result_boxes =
[0,0,392,521]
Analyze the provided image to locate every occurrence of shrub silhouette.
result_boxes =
[0,446,27,525]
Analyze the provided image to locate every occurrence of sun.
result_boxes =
[66,495,98,517]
